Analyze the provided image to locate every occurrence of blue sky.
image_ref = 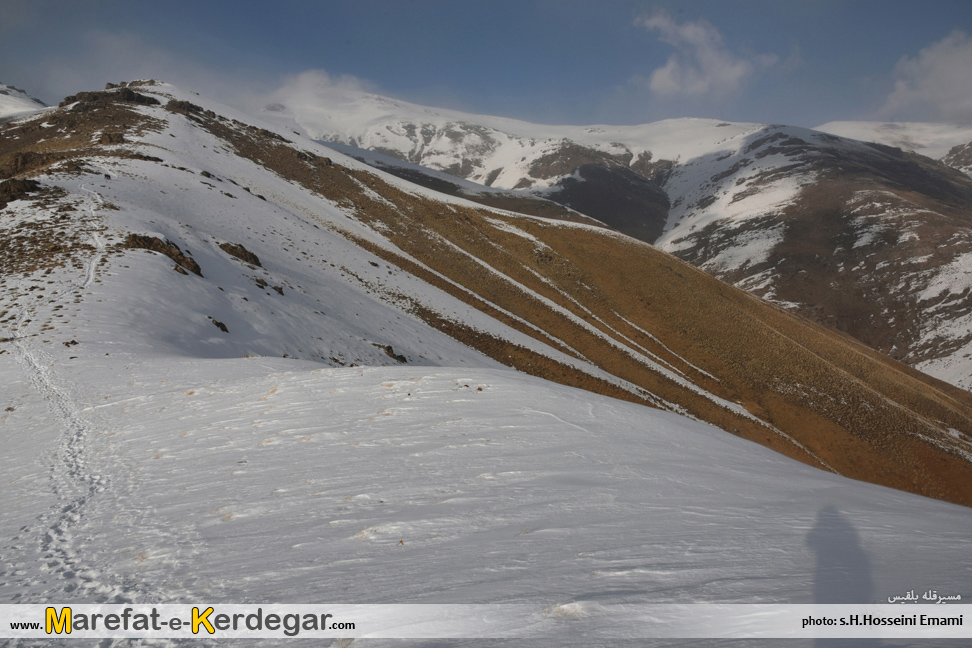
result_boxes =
[2,0,971,127]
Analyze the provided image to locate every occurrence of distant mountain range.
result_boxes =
[258,86,972,391]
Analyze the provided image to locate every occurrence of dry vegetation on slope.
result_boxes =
[3,83,972,507]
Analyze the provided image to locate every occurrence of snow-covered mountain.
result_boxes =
[815,119,972,179]
[3,81,972,636]
[815,120,972,163]
[0,83,47,124]
[264,84,972,391]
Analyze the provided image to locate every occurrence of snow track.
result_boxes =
[1,186,136,608]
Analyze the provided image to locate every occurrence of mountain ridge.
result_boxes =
[3,80,972,507]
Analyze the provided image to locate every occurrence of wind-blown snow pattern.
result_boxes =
[5,356,972,646]
[3,81,972,646]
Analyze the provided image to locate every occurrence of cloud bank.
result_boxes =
[634,10,778,100]
[880,30,972,124]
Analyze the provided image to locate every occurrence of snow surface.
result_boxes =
[4,350,972,646]
[3,83,972,646]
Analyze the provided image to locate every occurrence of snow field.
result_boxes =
[4,83,972,647]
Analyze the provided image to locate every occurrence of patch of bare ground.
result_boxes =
[156,106,972,506]
[548,164,670,242]
[0,86,165,180]
[0,183,93,275]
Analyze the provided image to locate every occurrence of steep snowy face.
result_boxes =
[0,83,47,123]
[4,81,972,508]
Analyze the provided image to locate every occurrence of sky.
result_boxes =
[2,0,972,128]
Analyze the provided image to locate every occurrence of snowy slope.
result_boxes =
[3,82,972,646]
[0,83,47,123]
[0,83,805,465]
[3,354,972,646]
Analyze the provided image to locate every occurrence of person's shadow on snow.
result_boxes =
[806,505,884,648]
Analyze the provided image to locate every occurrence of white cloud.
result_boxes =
[11,30,378,131]
[880,31,972,124]
[13,31,283,108]
[633,10,777,100]
[268,69,374,109]
[261,70,383,139]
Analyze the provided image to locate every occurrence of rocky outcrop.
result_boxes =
[123,234,202,276]
[0,178,41,209]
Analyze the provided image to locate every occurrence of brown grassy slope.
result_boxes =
[5,86,972,507]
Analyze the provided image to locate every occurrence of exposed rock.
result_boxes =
[60,87,160,109]
[0,178,41,209]
[943,140,972,176]
[373,343,407,363]
[100,132,126,145]
[528,141,629,180]
[165,99,204,115]
[129,153,163,163]
[123,234,202,276]
[219,242,261,267]
[629,151,675,185]
[0,151,62,179]
[164,99,215,120]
